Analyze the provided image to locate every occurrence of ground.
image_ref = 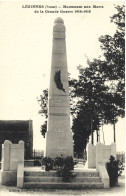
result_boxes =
[0,172,125,196]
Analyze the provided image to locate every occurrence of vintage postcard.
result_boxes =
[0,1,125,195]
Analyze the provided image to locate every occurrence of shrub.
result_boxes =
[106,155,124,187]
[54,156,77,182]
[41,157,54,171]
[42,156,77,181]
[34,160,41,166]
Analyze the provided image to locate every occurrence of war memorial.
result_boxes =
[0,18,117,189]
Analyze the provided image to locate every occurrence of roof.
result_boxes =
[0,120,31,132]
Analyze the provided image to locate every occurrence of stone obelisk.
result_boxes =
[45,17,73,158]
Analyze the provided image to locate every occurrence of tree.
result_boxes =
[37,89,48,137]
[98,5,125,141]
[70,5,125,151]
[70,62,108,151]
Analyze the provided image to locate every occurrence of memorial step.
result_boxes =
[24,170,99,177]
[24,171,58,177]
[24,176,101,183]
[75,171,99,177]
[23,169,104,189]
[23,182,104,189]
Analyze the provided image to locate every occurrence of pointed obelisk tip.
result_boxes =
[53,17,65,33]
[54,17,64,24]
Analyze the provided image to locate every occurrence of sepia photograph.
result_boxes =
[0,1,125,195]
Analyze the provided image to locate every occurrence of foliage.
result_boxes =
[34,160,41,166]
[97,5,125,142]
[99,5,125,81]
[42,157,54,171]
[41,156,77,182]
[70,62,109,151]
[40,120,47,138]
[98,5,125,118]
[70,5,125,150]
[38,89,48,119]
[54,156,76,182]
[37,89,48,137]
[106,155,124,187]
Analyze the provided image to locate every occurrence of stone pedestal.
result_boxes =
[96,142,116,169]
[87,142,116,169]
[45,18,73,158]
[87,143,96,168]
[0,140,24,185]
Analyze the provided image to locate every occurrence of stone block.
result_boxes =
[96,142,116,168]
[49,106,69,115]
[87,143,96,168]
[17,163,24,188]
[97,162,109,188]
[45,128,73,158]
[1,140,24,186]
[1,140,11,171]
[53,39,66,54]
[96,142,104,166]
[51,53,67,68]
[53,32,65,39]
[1,170,17,185]
[10,141,24,171]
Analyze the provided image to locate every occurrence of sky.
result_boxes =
[0,1,125,152]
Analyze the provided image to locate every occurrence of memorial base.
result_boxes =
[0,170,17,185]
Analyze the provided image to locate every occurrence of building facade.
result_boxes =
[0,120,33,160]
